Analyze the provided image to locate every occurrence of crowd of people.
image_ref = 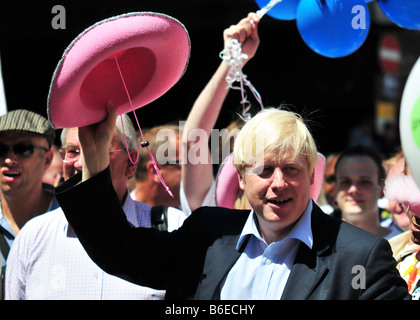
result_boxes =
[0,12,419,300]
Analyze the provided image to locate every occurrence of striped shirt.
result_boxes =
[5,193,186,299]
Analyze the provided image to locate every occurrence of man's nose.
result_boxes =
[74,150,84,171]
[3,152,18,165]
[271,168,287,189]
[347,183,359,194]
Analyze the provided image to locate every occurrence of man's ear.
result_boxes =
[43,150,54,170]
[146,160,160,183]
[125,150,138,178]
[238,171,246,191]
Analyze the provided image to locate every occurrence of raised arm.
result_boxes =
[181,12,261,211]
[78,103,118,181]
[56,105,171,289]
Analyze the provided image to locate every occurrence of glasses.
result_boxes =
[59,146,124,164]
[0,143,49,158]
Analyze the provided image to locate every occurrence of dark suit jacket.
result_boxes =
[56,167,410,300]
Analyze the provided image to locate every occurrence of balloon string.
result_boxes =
[256,0,283,19]
[113,54,174,198]
[219,38,264,120]
[219,0,282,119]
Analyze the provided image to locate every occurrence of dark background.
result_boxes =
[0,0,419,156]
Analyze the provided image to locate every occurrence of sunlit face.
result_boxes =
[0,132,51,196]
[61,128,135,201]
[403,204,420,245]
[42,145,63,186]
[239,151,313,243]
[61,128,82,181]
[335,155,382,222]
[108,137,135,199]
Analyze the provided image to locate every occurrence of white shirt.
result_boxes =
[220,200,313,300]
[5,193,187,300]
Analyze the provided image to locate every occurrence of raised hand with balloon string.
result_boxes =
[219,12,263,119]
[223,12,260,64]
[181,12,261,213]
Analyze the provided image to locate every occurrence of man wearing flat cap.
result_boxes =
[0,109,59,298]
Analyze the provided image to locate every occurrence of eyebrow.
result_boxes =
[337,173,376,179]
[61,143,79,148]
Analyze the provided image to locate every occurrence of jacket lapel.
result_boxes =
[194,234,247,299]
[281,205,333,300]
[280,242,329,299]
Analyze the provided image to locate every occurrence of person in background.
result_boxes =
[5,114,186,299]
[0,109,59,298]
[42,144,63,187]
[130,124,182,209]
[332,145,401,239]
[384,161,420,298]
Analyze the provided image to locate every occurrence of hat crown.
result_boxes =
[0,109,55,146]
[47,12,191,129]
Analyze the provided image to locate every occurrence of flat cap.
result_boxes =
[0,109,55,147]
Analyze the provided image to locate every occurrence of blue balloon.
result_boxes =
[255,0,301,20]
[296,0,370,58]
[377,0,420,30]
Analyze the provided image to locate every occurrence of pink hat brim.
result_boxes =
[215,152,326,209]
[311,153,325,202]
[47,12,190,129]
[215,154,240,209]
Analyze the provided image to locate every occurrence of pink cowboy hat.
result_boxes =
[47,12,190,129]
[215,152,326,209]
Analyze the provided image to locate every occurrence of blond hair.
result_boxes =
[233,108,318,178]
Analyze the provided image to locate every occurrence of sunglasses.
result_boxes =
[0,143,49,158]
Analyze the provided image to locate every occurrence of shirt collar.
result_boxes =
[237,200,314,250]
[121,189,140,226]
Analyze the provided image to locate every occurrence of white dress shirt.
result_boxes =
[220,200,313,300]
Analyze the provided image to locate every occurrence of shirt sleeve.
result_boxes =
[5,230,27,300]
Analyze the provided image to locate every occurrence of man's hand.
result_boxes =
[78,102,118,181]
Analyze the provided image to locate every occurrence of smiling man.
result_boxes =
[0,109,59,297]
[5,114,187,300]
[333,145,401,239]
[55,105,410,300]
